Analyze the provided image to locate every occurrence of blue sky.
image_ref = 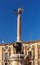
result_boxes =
[0,0,40,43]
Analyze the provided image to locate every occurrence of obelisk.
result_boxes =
[17,8,22,42]
[10,8,25,65]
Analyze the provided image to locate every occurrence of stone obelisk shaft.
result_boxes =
[17,8,21,42]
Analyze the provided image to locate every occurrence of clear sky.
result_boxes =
[0,0,40,43]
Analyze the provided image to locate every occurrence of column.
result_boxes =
[35,43,38,65]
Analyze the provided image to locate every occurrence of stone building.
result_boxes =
[0,40,40,65]
[0,8,40,65]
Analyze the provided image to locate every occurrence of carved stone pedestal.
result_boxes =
[10,54,25,65]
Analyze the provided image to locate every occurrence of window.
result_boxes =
[5,53,8,60]
[28,51,32,59]
[5,45,8,49]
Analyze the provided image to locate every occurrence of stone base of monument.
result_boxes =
[10,54,25,65]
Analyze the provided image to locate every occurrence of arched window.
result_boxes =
[5,45,8,49]
[5,53,8,60]
[28,51,32,59]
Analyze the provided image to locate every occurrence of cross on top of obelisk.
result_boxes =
[13,8,24,15]
[17,8,24,14]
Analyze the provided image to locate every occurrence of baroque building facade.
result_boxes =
[0,40,40,65]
